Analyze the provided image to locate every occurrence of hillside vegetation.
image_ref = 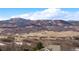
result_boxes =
[0,31,79,51]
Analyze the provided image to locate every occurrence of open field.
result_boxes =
[0,31,79,51]
[20,31,79,37]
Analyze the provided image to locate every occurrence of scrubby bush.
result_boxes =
[74,36,79,40]
[0,36,15,42]
[33,42,44,51]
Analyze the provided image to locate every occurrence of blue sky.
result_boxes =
[0,8,47,20]
[62,8,79,12]
[0,8,79,20]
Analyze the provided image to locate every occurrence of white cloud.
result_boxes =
[10,8,79,21]
[58,11,79,21]
[0,17,7,20]
[11,14,31,19]
[29,8,61,20]
[11,8,61,20]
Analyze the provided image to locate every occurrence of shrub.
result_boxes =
[33,42,44,51]
[0,36,15,42]
[74,36,79,40]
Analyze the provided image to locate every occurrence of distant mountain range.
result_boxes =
[0,18,79,35]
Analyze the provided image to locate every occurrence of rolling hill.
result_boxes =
[0,18,78,34]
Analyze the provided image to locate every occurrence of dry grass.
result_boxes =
[0,31,79,41]
[0,31,79,51]
[21,31,79,37]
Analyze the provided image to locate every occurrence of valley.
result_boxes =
[0,31,79,51]
[0,18,79,51]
